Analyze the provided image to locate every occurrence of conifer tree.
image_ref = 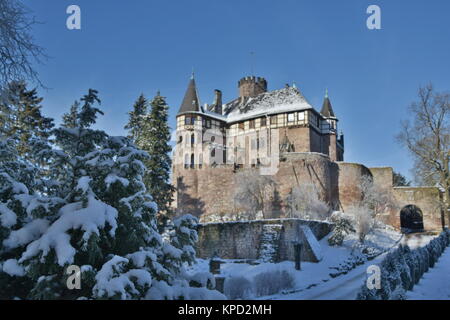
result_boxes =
[125,94,147,142]
[0,89,221,300]
[126,93,175,225]
[0,81,54,160]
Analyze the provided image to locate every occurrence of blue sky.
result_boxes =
[25,0,450,181]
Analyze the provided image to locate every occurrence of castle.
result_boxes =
[172,75,445,232]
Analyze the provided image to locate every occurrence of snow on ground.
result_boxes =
[188,225,410,300]
[402,233,436,249]
[406,246,450,300]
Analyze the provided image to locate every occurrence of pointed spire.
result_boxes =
[321,88,335,118]
[178,74,200,114]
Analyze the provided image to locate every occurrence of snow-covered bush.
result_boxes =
[253,270,294,297]
[224,276,253,299]
[188,272,215,290]
[357,231,449,300]
[347,205,374,243]
[285,184,330,220]
[327,212,355,246]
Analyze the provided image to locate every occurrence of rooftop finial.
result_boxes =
[292,81,297,89]
[191,67,195,80]
[325,88,329,98]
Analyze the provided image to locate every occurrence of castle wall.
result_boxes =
[173,152,338,222]
[369,167,393,190]
[285,127,311,153]
[391,187,443,231]
[336,162,373,212]
[196,219,333,262]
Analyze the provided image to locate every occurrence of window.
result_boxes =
[288,113,295,122]
[190,154,195,169]
[249,120,255,129]
[238,122,244,130]
[184,154,189,169]
[190,117,196,125]
[298,112,305,121]
[261,117,267,127]
[202,118,206,127]
[211,148,216,157]
[191,134,195,145]
[184,117,191,125]
[211,136,215,142]
[270,115,277,125]
[178,135,183,144]
[206,119,211,128]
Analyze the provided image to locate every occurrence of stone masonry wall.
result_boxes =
[196,219,333,262]
[336,162,373,212]
[173,152,340,221]
[392,187,443,231]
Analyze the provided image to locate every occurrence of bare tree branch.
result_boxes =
[396,84,450,229]
[0,0,46,89]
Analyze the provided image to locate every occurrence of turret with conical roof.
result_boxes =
[178,74,200,114]
[320,89,336,118]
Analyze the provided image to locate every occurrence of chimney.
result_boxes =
[213,89,222,114]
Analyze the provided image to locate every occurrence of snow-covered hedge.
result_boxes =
[357,230,450,300]
[223,270,295,299]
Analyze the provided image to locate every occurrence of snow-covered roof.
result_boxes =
[178,86,316,124]
[223,87,314,123]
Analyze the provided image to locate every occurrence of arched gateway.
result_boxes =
[400,204,424,233]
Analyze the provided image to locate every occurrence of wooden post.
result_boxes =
[209,258,221,275]
[294,242,302,270]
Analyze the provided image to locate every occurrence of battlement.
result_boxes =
[238,76,267,98]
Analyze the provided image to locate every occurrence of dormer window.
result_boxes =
[288,113,295,123]
[261,117,267,127]
[270,115,277,125]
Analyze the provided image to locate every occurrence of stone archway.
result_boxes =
[400,204,424,233]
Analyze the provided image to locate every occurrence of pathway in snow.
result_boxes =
[407,247,450,300]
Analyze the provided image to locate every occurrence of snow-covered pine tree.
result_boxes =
[126,92,175,229]
[0,89,222,300]
[124,94,147,142]
[0,136,63,299]
[170,214,198,266]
